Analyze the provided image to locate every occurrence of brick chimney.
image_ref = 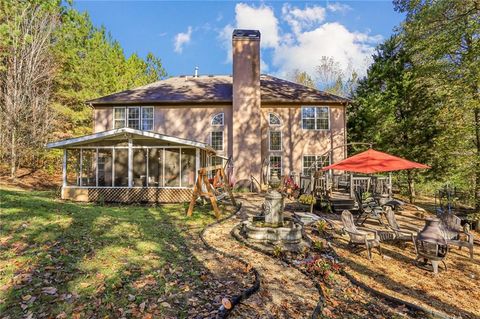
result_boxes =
[232,29,261,188]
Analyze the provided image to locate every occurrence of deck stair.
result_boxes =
[329,192,356,212]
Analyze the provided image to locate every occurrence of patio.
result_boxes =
[318,205,480,319]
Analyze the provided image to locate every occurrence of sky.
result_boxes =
[73,1,404,79]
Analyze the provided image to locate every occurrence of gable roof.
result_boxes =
[46,127,213,151]
[87,74,349,106]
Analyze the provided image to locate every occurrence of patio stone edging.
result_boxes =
[198,203,261,318]
[230,223,325,319]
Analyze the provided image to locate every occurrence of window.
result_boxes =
[269,113,281,126]
[269,155,282,178]
[210,131,223,151]
[302,106,329,130]
[211,113,224,126]
[127,107,140,129]
[114,107,153,130]
[114,108,126,129]
[302,155,330,176]
[269,131,282,151]
[142,107,154,131]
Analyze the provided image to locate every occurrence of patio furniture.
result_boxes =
[384,206,416,251]
[354,190,386,227]
[415,217,449,274]
[440,213,474,259]
[341,210,382,260]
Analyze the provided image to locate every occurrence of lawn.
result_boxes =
[0,187,228,318]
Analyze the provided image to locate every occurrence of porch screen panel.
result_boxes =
[148,148,163,187]
[181,149,196,187]
[81,149,96,186]
[98,149,112,187]
[164,148,180,187]
[114,149,128,187]
[66,149,80,186]
[133,149,147,187]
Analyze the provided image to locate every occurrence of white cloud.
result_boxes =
[173,26,192,53]
[218,2,381,78]
[327,3,353,13]
[282,4,326,35]
[273,22,377,78]
[234,3,280,48]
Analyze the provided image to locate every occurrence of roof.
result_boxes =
[46,127,213,151]
[88,74,349,106]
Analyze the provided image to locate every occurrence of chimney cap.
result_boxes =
[232,29,260,40]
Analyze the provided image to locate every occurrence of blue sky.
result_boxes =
[74,1,404,79]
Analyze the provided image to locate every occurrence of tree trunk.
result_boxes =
[10,129,16,179]
[407,170,415,204]
[475,106,480,211]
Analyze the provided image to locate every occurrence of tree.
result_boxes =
[349,35,441,202]
[288,69,315,88]
[315,56,359,98]
[394,0,480,209]
[0,1,59,177]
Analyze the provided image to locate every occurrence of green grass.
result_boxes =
[0,187,225,318]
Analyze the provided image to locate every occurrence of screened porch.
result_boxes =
[47,128,214,203]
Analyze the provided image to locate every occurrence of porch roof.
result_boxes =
[46,127,214,151]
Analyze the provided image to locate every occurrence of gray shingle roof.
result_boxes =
[88,74,349,106]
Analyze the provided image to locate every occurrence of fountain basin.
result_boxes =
[241,220,303,244]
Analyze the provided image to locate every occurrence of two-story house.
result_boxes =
[47,29,349,203]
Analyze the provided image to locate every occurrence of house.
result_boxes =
[47,29,349,203]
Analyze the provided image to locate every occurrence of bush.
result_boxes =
[299,194,316,205]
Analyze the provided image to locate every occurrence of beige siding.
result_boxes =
[260,105,346,176]
[92,103,346,182]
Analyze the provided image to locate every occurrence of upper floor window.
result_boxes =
[114,106,154,131]
[269,113,281,126]
[302,106,329,130]
[210,112,224,151]
[269,131,282,151]
[210,131,224,151]
[211,112,224,126]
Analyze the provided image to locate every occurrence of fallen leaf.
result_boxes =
[22,294,32,301]
[41,287,57,295]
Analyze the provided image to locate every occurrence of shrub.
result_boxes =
[299,194,316,205]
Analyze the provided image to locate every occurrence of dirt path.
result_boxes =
[203,194,319,319]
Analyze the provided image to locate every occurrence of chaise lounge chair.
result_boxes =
[341,210,382,260]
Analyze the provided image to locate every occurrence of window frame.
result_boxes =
[211,112,224,126]
[269,155,283,178]
[301,106,330,130]
[269,130,282,151]
[302,154,331,176]
[210,131,224,152]
[113,106,154,130]
[127,107,141,130]
[114,107,126,129]
[268,112,282,126]
[141,106,154,131]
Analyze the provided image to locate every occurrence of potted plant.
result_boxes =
[298,194,316,212]
[283,177,300,198]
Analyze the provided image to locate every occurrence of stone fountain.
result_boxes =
[239,175,305,250]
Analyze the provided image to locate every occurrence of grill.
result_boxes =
[415,217,448,274]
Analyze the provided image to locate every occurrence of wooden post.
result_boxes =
[388,172,392,200]
[62,149,67,187]
[128,138,133,187]
[350,173,354,198]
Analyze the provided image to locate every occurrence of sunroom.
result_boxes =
[47,127,215,203]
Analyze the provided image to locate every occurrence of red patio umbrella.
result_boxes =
[321,149,430,174]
